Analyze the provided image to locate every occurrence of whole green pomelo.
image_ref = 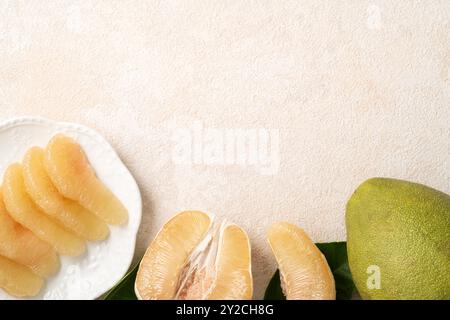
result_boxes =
[346,178,450,300]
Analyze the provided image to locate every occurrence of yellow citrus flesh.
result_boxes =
[135,211,212,300]
[2,164,86,257]
[267,222,336,300]
[23,147,109,241]
[0,255,44,298]
[207,224,253,300]
[44,134,128,225]
[0,190,59,277]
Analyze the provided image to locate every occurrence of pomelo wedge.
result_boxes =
[267,222,335,300]
[23,147,109,241]
[2,164,86,256]
[206,224,253,300]
[44,134,128,225]
[0,190,59,277]
[135,211,253,300]
[0,255,44,298]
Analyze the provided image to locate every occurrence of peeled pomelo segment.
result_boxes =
[174,222,221,300]
[136,211,253,300]
[135,211,212,300]
[44,134,128,225]
[2,164,86,257]
[267,222,335,300]
[206,224,253,300]
[0,190,59,277]
[0,255,44,298]
[23,147,109,241]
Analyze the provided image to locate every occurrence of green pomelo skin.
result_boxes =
[346,178,450,300]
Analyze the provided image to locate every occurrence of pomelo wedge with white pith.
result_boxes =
[44,134,128,225]
[267,222,336,300]
[0,190,59,277]
[2,164,86,257]
[205,224,253,299]
[0,255,44,298]
[135,211,253,300]
[23,147,109,241]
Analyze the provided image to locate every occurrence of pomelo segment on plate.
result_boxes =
[267,222,336,300]
[0,190,59,277]
[2,163,86,257]
[0,131,133,298]
[23,147,109,241]
[135,211,253,300]
[0,254,44,298]
[44,134,128,225]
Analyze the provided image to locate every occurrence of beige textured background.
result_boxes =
[1,1,449,298]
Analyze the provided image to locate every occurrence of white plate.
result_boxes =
[0,117,142,300]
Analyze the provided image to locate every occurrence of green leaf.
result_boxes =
[316,242,355,300]
[264,242,355,300]
[104,261,140,300]
[263,270,286,300]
